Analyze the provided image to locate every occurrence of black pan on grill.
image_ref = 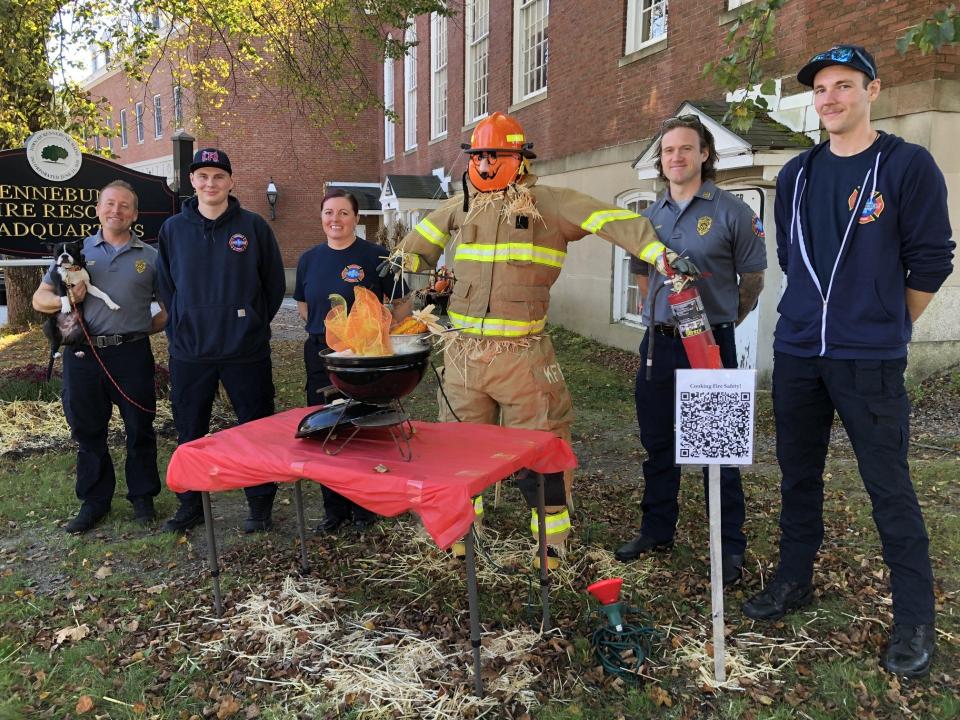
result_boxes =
[321,347,431,403]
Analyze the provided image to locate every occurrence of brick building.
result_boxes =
[85,0,960,381]
[84,40,383,282]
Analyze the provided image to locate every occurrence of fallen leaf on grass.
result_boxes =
[146,584,166,594]
[94,565,112,579]
[54,624,90,645]
[649,685,673,707]
[217,695,242,719]
[76,695,95,714]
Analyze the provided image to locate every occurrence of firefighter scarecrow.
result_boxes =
[385,112,700,567]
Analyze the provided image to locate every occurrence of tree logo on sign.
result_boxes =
[26,129,82,182]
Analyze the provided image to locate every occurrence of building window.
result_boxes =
[106,117,114,151]
[153,94,163,138]
[612,192,657,324]
[727,0,752,8]
[384,49,395,160]
[404,24,417,151]
[135,102,144,143]
[513,0,549,103]
[626,0,668,55]
[173,85,183,128]
[430,13,448,139]
[464,0,489,123]
[119,109,128,147]
[94,134,101,152]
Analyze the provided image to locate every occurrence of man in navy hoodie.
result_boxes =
[742,46,954,678]
[157,148,286,533]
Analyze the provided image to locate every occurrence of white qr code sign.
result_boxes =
[675,369,756,465]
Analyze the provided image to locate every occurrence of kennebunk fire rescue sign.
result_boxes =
[0,131,177,257]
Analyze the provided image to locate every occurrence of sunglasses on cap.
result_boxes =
[809,45,874,72]
[798,45,878,86]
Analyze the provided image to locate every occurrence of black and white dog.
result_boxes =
[43,241,121,379]
[50,241,120,313]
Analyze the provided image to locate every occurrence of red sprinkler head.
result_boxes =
[588,578,623,606]
[588,578,625,632]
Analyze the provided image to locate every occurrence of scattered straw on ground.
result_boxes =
[193,575,544,718]
[670,619,827,690]
[0,399,170,455]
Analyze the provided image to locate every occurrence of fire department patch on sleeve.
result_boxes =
[752,215,765,238]
[228,234,249,252]
[135,259,146,273]
[697,216,713,236]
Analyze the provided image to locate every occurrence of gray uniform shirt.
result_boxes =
[44,231,160,335]
[629,180,767,325]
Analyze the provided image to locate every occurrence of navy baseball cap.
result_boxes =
[797,45,878,87]
[190,147,232,174]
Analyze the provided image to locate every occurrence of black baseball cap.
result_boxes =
[797,45,878,87]
[189,147,232,174]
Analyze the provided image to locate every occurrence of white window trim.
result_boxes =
[384,46,395,160]
[512,0,549,105]
[727,0,753,8]
[134,102,144,143]
[119,109,128,147]
[404,23,418,151]
[464,0,489,125]
[153,94,163,138]
[430,13,448,140]
[612,190,658,325]
[106,117,114,151]
[625,0,669,56]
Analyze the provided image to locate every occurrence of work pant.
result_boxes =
[304,336,374,523]
[62,338,160,512]
[634,323,746,555]
[439,334,573,541]
[169,356,277,505]
[772,351,934,625]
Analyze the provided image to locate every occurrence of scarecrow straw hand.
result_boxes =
[377,250,419,278]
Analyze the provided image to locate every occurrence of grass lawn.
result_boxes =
[0,320,957,719]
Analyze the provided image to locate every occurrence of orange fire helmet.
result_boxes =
[462,112,537,192]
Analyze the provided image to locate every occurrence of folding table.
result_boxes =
[166,407,577,696]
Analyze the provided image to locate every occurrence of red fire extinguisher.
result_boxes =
[661,251,722,370]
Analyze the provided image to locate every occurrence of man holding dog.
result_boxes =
[157,148,285,534]
[32,180,168,533]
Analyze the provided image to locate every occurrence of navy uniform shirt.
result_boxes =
[44,231,159,335]
[294,238,402,336]
[629,180,767,325]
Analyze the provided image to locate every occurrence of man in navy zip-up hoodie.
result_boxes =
[157,148,286,534]
[743,46,954,679]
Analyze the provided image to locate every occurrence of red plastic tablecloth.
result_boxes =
[166,407,578,549]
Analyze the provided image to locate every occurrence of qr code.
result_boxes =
[678,391,751,460]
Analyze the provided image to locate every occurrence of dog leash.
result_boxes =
[71,288,157,416]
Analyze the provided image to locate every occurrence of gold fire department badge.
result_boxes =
[135,260,146,273]
[697,216,713,236]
